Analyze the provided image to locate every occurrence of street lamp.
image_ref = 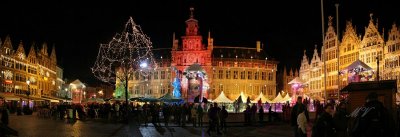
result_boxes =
[26,80,31,107]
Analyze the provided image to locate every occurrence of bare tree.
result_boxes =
[92,17,157,115]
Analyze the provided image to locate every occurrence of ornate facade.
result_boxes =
[339,21,361,87]
[383,24,400,86]
[0,35,62,103]
[299,14,399,100]
[125,8,278,101]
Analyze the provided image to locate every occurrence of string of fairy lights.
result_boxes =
[91,17,157,84]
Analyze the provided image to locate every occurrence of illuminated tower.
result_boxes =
[171,7,212,101]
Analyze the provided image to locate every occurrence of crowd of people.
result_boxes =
[2,91,400,137]
[291,92,396,137]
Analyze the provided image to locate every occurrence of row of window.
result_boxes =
[1,59,45,75]
[343,43,355,52]
[326,75,338,87]
[309,80,322,90]
[325,63,337,73]
[385,56,400,68]
[340,53,359,66]
[326,39,336,49]
[310,70,322,79]
[1,58,14,68]
[15,73,26,82]
[211,85,274,95]
[364,40,382,47]
[388,43,400,53]
[176,57,206,66]
[311,62,319,68]
[131,85,172,95]
[131,71,171,81]
[213,70,274,81]
[1,85,39,95]
[213,61,273,68]
[15,62,27,71]
[325,50,337,61]
[360,51,383,64]
[28,66,37,74]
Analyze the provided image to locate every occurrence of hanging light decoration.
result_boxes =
[92,17,157,84]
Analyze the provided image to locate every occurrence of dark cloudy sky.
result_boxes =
[0,0,399,84]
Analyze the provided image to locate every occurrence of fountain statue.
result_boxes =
[172,67,181,98]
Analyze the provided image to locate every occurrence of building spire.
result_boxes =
[190,7,194,19]
[208,30,211,39]
[328,16,333,26]
[370,13,374,21]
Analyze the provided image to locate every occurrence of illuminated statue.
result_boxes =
[172,67,181,98]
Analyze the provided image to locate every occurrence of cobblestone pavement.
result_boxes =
[8,114,142,137]
[137,122,295,137]
[7,113,305,137]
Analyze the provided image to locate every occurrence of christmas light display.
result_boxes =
[91,17,157,102]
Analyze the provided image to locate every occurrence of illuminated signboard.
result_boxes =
[5,80,12,84]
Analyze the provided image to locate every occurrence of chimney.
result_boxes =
[256,41,261,52]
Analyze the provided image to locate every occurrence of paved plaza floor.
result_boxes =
[5,113,299,137]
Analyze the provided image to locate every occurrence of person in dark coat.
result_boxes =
[207,103,221,136]
[350,92,394,137]
[311,103,336,137]
[220,106,228,132]
[268,105,272,122]
[250,104,257,124]
[163,105,170,126]
[291,96,309,137]
[333,102,349,137]
[1,105,9,125]
[258,105,264,124]
[244,105,251,125]
[196,105,203,127]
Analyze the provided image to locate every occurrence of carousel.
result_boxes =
[343,60,374,82]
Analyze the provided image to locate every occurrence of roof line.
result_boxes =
[214,46,258,50]
[152,48,171,50]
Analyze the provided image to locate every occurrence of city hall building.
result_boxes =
[123,8,278,101]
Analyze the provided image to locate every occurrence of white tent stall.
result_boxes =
[251,92,273,103]
[213,91,233,103]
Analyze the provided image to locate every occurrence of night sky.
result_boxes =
[1,0,399,85]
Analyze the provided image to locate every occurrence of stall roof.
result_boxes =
[288,77,305,84]
[213,91,233,103]
[340,80,397,92]
[346,60,372,70]
[251,92,272,103]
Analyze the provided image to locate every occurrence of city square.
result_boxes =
[1,0,400,137]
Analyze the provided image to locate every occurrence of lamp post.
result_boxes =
[26,80,31,108]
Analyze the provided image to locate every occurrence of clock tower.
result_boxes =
[171,7,213,101]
